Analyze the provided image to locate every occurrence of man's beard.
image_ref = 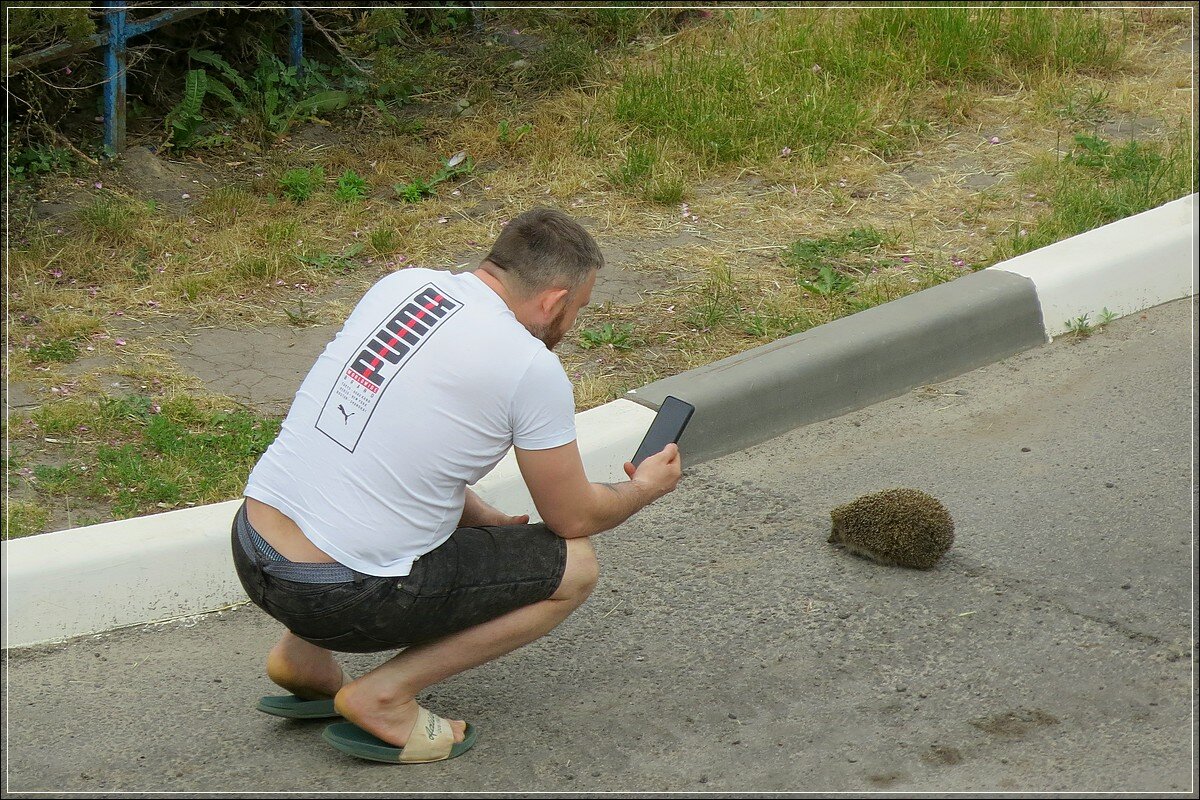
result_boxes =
[528,307,569,350]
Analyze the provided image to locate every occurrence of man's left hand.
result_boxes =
[460,488,530,528]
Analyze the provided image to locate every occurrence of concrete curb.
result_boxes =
[3,194,1195,649]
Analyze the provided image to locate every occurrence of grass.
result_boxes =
[612,7,1122,170]
[16,394,280,520]
[4,6,1193,536]
[2,499,51,540]
[997,131,1191,260]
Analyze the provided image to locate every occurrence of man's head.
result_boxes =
[477,207,604,350]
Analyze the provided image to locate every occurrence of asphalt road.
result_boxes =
[3,297,1195,796]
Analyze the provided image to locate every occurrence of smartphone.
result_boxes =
[631,395,695,467]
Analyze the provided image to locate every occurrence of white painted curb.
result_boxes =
[990,193,1197,338]
[1,398,655,649]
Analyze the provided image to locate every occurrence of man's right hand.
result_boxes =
[622,442,682,500]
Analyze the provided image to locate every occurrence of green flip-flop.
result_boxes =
[256,694,341,719]
[256,668,350,719]
[322,705,477,764]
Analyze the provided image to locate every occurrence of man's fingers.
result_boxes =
[623,461,636,478]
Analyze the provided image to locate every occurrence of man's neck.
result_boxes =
[473,264,519,315]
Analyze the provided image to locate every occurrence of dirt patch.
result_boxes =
[970,708,1061,738]
[920,743,965,766]
[1095,115,1167,141]
[112,146,219,213]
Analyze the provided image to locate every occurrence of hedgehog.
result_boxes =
[827,488,954,569]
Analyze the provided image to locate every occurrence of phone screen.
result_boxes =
[631,395,695,467]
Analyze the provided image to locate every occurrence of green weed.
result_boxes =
[199,186,255,222]
[784,227,885,272]
[799,265,856,297]
[393,153,473,202]
[261,219,299,245]
[395,176,434,203]
[189,49,349,141]
[1065,313,1095,337]
[9,145,74,180]
[283,299,317,326]
[742,307,810,339]
[279,166,325,202]
[28,338,79,364]
[498,120,534,144]
[1066,307,1120,338]
[334,169,369,203]
[1051,87,1111,126]
[579,323,636,350]
[296,243,364,273]
[685,263,742,331]
[164,69,232,150]
[645,170,685,205]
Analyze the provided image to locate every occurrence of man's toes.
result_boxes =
[451,719,467,743]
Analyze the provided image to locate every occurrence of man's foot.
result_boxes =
[266,632,347,700]
[334,681,467,748]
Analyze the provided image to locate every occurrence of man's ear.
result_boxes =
[537,286,570,318]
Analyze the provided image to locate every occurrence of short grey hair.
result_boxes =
[483,207,604,296]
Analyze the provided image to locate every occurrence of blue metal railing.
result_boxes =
[7,5,305,155]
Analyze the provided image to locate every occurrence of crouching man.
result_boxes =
[231,207,681,764]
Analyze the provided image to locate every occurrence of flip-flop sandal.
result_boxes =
[322,704,477,764]
[256,695,340,719]
[256,668,350,720]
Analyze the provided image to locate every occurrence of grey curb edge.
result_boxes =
[627,270,1048,465]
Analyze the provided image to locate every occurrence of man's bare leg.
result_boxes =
[333,536,599,746]
[266,631,347,700]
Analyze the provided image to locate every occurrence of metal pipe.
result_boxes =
[103,1,127,155]
[289,8,304,78]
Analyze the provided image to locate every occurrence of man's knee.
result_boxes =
[557,536,599,601]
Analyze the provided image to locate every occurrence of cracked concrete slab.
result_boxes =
[161,324,342,416]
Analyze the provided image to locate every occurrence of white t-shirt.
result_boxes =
[245,268,577,577]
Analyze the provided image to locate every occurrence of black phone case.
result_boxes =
[632,396,695,466]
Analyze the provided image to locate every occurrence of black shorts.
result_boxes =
[231,502,567,653]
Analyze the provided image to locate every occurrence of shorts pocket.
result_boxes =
[264,576,386,622]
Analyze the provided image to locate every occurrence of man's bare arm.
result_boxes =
[514,440,681,539]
